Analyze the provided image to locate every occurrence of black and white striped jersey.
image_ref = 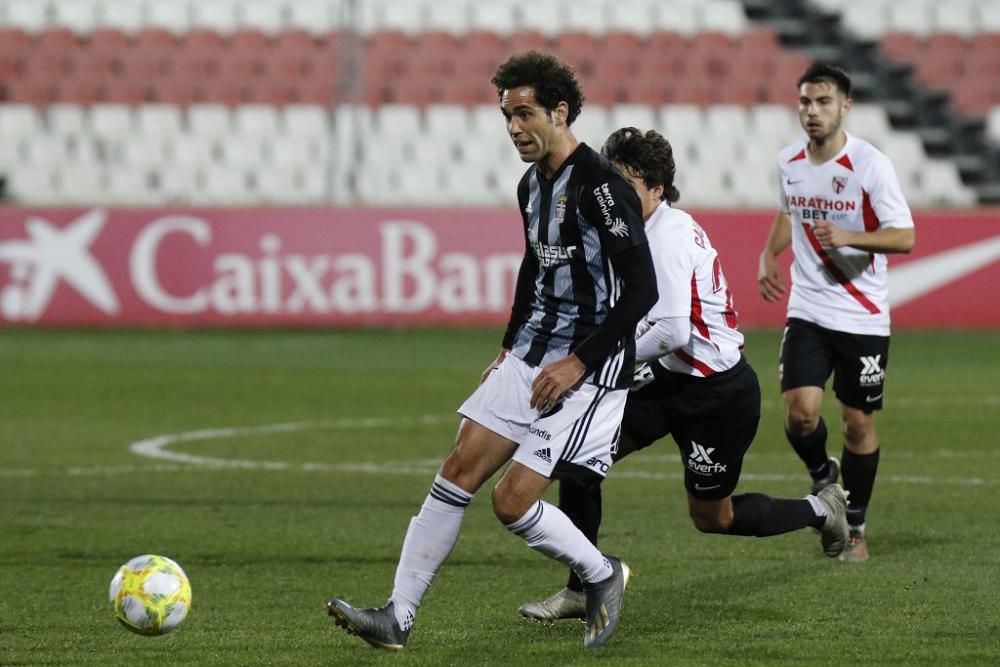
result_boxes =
[503,143,651,390]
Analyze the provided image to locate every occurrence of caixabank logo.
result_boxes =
[0,208,524,325]
[0,209,119,322]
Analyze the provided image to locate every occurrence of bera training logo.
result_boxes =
[0,209,119,322]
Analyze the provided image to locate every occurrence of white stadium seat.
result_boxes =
[192,0,239,34]
[1,0,49,32]
[89,105,135,139]
[47,104,88,137]
[55,164,108,204]
[168,134,218,167]
[8,169,58,204]
[560,0,609,35]
[238,0,286,35]
[136,105,184,138]
[699,0,748,36]
[283,105,329,138]
[841,4,888,40]
[218,135,267,165]
[515,1,565,37]
[188,104,233,137]
[286,1,334,34]
[468,3,516,35]
[50,0,99,34]
[106,167,159,205]
[144,0,192,34]
[0,104,43,136]
[96,0,145,33]
[423,0,470,35]
[609,104,659,134]
[234,105,280,136]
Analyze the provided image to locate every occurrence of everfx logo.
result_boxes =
[859,354,885,387]
[687,441,727,475]
[0,209,119,321]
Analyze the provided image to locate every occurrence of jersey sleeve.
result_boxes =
[580,172,649,255]
[645,221,693,321]
[776,159,790,212]
[864,152,914,229]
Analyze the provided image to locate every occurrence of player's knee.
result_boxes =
[689,507,730,533]
[785,410,819,436]
[491,484,528,525]
[842,418,875,451]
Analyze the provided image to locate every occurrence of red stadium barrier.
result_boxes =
[0,207,997,328]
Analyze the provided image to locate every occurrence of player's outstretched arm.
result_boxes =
[758,211,792,302]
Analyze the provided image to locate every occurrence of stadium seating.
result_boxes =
[0,0,986,206]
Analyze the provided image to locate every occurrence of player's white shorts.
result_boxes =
[458,354,627,479]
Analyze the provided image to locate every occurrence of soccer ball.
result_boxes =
[109,554,192,636]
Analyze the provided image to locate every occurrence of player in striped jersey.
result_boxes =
[758,64,915,562]
[519,128,851,622]
[328,52,658,649]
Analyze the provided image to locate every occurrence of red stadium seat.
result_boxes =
[735,27,779,53]
[229,29,272,55]
[273,29,320,55]
[880,32,922,60]
[184,28,225,53]
[134,28,178,52]
[57,78,103,105]
[462,30,504,56]
[507,30,549,53]
[99,77,149,105]
[36,28,79,53]
[86,28,131,56]
[149,78,199,106]
[414,30,458,54]
[603,30,643,54]
[5,79,58,105]
[0,28,32,58]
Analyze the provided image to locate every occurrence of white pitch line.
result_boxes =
[0,416,995,487]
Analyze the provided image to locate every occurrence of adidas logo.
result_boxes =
[533,448,552,463]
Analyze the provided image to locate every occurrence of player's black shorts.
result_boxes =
[620,356,761,500]
[779,318,890,411]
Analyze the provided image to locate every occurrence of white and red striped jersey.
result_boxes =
[643,202,744,377]
[777,132,914,336]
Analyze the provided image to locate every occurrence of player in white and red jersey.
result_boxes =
[518,128,851,622]
[758,63,916,563]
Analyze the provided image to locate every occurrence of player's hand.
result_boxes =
[530,354,586,410]
[757,253,785,302]
[480,349,508,384]
[813,219,849,248]
[631,362,655,391]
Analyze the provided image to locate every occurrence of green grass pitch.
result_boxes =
[1,328,998,666]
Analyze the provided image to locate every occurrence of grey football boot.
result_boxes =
[815,484,850,557]
[810,456,841,494]
[518,587,586,621]
[582,556,631,648]
[326,599,410,651]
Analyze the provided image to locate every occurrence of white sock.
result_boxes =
[389,474,472,629]
[805,494,826,517]
[506,500,612,585]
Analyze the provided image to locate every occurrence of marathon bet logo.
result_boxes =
[859,354,885,387]
[688,442,727,475]
[0,209,119,321]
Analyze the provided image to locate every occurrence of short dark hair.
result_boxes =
[601,127,680,203]
[798,62,852,97]
[491,51,585,126]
